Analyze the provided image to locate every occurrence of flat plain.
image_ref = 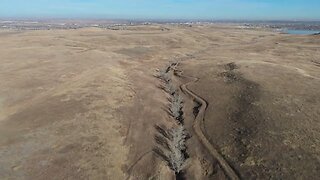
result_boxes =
[0,24,319,179]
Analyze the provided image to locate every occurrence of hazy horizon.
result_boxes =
[1,0,320,21]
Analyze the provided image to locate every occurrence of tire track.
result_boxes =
[177,68,240,180]
[126,150,153,180]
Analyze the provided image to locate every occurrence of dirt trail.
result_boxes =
[177,67,240,180]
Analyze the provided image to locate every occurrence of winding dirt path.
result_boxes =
[178,69,240,180]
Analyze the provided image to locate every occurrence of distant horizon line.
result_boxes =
[1,17,320,22]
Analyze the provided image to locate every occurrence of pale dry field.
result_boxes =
[0,25,319,180]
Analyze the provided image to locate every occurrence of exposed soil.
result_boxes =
[179,67,240,180]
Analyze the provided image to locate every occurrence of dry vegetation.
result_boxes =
[0,24,319,180]
[154,63,189,178]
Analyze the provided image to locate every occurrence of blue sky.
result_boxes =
[1,0,320,20]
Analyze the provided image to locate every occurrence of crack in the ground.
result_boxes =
[153,62,189,180]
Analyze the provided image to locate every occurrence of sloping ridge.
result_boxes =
[178,69,240,180]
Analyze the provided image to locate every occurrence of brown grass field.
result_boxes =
[0,24,319,179]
